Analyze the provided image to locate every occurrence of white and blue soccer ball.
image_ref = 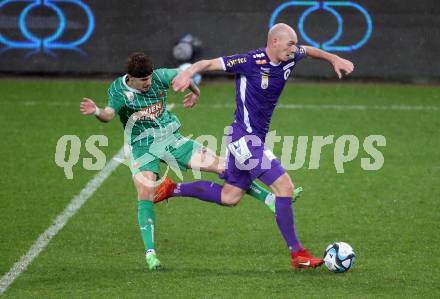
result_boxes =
[323,242,356,273]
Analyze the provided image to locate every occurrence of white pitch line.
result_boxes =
[0,147,125,295]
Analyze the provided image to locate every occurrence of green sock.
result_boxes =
[138,200,156,252]
[246,181,273,203]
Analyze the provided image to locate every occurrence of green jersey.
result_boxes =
[107,68,180,144]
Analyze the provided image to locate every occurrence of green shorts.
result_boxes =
[130,131,201,176]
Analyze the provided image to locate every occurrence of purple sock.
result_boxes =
[173,181,223,205]
[275,197,303,253]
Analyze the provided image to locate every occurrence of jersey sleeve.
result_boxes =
[107,87,125,113]
[220,54,252,74]
[293,45,307,62]
[153,68,178,89]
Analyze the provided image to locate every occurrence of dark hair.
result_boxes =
[125,52,153,77]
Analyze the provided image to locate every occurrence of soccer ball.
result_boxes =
[323,242,356,273]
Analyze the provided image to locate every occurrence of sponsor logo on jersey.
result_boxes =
[139,101,164,120]
[124,91,134,101]
[226,57,247,68]
[252,53,265,59]
[256,59,267,65]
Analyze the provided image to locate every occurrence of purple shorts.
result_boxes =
[222,124,286,190]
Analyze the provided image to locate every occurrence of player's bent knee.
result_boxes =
[220,189,244,207]
[220,184,245,206]
[284,181,295,196]
[271,174,295,197]
[221,195,241,207]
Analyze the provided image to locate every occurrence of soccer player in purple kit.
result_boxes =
[154,23,354,269]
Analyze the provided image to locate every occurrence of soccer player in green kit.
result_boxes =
[80,52,301,270]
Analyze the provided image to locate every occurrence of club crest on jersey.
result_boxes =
[256,59,267,65]
[124,91,134,101]
[261,74,269,89]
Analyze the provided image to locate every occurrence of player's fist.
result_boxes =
[332,57,354,79]
[80,98,97,115]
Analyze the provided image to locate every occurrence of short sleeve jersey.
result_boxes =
[107,68,180,142]
[220,46,306,139]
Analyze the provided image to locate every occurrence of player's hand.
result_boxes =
[332,57,354,79]
[172,70,192,92]
[80,98,97,115]
[183,92,199,108]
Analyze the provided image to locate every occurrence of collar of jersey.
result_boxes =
[122,74,143,94]
[262,48,282,67]
[269,61,282,66]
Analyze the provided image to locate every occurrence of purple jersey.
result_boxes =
[220,46,306,140]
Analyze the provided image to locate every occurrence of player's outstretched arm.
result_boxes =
[172,58,223,92]
[80,97,115,123]
[303,46,354,79]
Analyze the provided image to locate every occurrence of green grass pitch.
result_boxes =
[0,79,439,298]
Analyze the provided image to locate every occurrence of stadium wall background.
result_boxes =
[0,0,438,81]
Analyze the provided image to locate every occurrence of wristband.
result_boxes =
[94,107,101,116]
